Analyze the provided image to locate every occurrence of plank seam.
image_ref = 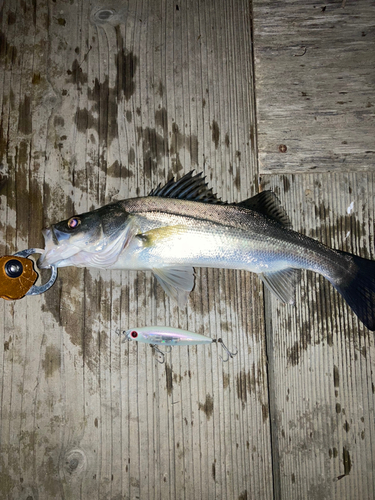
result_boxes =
[249,0,279,497]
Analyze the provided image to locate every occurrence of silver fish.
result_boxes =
[39,171,375,330]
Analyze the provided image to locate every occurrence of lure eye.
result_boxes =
[67,217,80,229]
[130,330,138,339]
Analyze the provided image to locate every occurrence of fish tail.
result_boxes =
[330,250,375,331]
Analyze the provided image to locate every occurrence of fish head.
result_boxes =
[38,203,131,269]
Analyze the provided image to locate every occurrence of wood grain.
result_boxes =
[261,171,375,500]
[0,0,272,499]
[253,0,375,174]
[2,0,374,498]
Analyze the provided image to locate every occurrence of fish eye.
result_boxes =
[130,330,138,339]
[67,217,80,229]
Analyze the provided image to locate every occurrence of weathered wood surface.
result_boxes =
[1,0,375,499]
[261,172,375,500]
[253,0,375,174]
[253,1,375,498]
[0,1,272,499]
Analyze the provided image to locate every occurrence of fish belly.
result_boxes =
[113,224,300,274]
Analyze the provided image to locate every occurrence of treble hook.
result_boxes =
[150,344,168,364]
[214,338,238,362]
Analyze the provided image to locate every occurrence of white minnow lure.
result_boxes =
[123,326,237,362]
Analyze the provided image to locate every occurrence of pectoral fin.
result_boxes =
[260,268,300,305]
[153,267,195,307]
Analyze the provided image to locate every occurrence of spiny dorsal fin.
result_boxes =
[148,171,291,227]
[148,170,225,204]
[236,191,291,228]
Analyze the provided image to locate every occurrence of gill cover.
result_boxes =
[39,203,131,268]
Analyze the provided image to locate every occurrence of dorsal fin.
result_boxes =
[148,170,225,204]
[236,191,291,228]
[148,171,290,227]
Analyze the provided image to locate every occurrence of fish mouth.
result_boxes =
[38,227,81,269]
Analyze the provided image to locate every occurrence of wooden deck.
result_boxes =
[0,0,374,499]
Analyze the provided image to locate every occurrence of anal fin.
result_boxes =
[260,268,300,305]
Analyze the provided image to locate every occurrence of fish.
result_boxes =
[38,171,375,331]
[122,325,237,362]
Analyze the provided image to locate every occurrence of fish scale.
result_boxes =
[38,171,375,331]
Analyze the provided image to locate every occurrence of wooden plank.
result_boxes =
[261,171,375,499]
[0,0,273,498]
[253,0,375,174]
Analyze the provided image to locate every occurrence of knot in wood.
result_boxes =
[93,8,116,23]
[63,448,87,476]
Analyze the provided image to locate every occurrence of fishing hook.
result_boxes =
[150,344,167,364]
[214,338,238,362]
[118,334,166,363]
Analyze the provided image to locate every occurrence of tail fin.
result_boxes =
[330,251,375,331]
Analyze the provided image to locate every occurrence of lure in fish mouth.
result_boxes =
[39,171,375,331]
